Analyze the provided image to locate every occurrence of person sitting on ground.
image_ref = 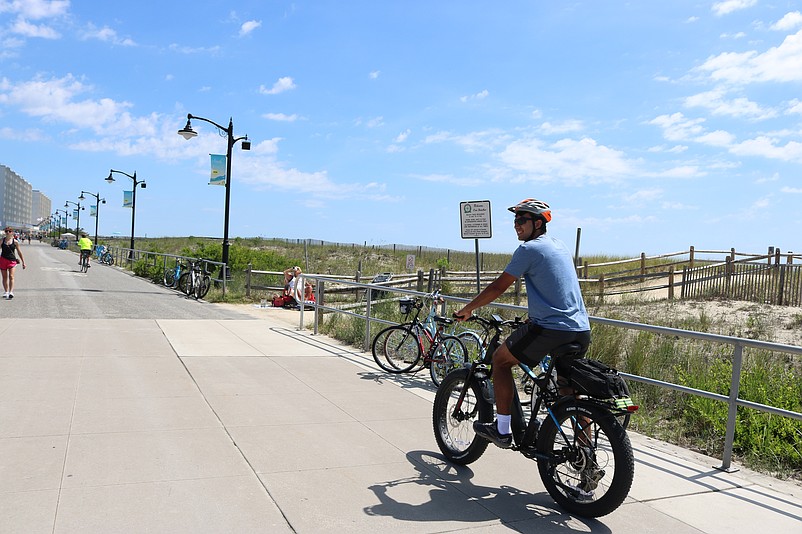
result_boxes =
[283,266,300,296]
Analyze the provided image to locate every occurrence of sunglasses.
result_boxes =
[513,217,533,226]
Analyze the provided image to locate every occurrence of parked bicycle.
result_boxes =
[163,260,187,289]
[177,259,211,300]
[96,245,114,266]
[371,293,469,386]
[433,314,638,517]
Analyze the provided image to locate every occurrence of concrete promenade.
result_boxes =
[2,304,801,533]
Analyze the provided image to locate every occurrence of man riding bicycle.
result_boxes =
[77,232,93,268]
[454,198,591,449]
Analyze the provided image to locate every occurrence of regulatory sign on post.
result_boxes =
[406,254,415,271]
[460,200,492,239]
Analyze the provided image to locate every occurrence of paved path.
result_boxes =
[1,243,801,532]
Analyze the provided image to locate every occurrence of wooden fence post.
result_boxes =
[245,263,252,297]
[427,268,435,292]
[640,253,646,282]
[417,269,424,292]
[689,246,695,269]
[681,266,687,299]
[598,273,605,301]
[668,267,674,300]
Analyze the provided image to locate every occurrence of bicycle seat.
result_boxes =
[550,342,583,358]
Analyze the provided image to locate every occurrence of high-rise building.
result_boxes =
[0,164,33,230]
[31,190,52,228]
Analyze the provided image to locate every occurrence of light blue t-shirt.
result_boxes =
[504,234,590,331]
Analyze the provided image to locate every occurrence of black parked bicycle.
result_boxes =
[432,314,638,517]
[177,259,211,300]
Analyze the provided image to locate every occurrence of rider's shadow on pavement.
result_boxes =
[364,450,611,533]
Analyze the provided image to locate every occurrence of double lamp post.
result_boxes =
[64,200,83,237]
[79,191,106,246]
[178,113,250,278]
[106,169,145,258]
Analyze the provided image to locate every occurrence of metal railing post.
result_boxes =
[719,343,744,472]
[364,286,373,352]
[313,280,321,335]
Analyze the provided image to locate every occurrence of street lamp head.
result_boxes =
[241,140,251,150]
[105,172,115,184]
[141,182,147,189]
[101,199,106,204]
[177,117,198,140]
[64,202,68,208]
[79,193,85,201]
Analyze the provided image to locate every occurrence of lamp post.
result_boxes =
[106,169,146,258]
[79,191,106,246]
[65,200,83,239]
[55,209,68,237]
[178,113,250,278]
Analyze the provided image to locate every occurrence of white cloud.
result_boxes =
[498,137,635,184]
[649,113,706,142]
[771,12,802,31]
[369,70,380,79]
[394,129,411,143]
[259,76,296,95]
[0,0,69,19]
[423,129,509,152]
[263,112,298,122]
[460,89,489,102]
[684,88,776,120]
[712,0,757,17]
[787,99,802,114]
[0,74,158,136]
[696,29,802,84]
[781,186,802,193]
[10,17,59,38]
[239,20,261,37]
[729,136,802,162]
[413,173,484,187]
[80,24,136,46]
[539,120,584,135]
[168,43,221,54]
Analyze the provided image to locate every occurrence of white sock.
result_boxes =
[497,414,511,435]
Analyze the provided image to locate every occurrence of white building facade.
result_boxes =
[0,164,33,230]
[31,190,52,228]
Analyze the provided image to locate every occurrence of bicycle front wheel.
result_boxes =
[371,325,421,373]
[164,269,176,287]
[195,274,211,299]
[536,399,635,517]
[177,272,193,296]
[432,368,492,465]
[430,335,468,386]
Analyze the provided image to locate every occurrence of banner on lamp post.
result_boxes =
[72,209,78,219]
[123,191,133,208]
[209,154,227,186]
[90,205,97,217]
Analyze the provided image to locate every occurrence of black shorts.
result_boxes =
[505,321,590,373]
[80,249,91,258]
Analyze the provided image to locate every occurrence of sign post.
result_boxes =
[460,200,492,294]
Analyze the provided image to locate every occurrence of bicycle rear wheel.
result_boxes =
[430,335,468,386]
[536,400,634,517]
[456,331,484,364]
[371,325,421,373]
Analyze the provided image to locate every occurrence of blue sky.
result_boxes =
[2,1,802,257]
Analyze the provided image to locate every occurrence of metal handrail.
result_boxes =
[300,274,802,472]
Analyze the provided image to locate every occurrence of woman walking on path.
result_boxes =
[0,227,26,299]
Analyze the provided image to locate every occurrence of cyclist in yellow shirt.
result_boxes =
[77,232,93,268]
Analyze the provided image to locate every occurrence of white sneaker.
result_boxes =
[7,292,13,299]
[2,292,7,299]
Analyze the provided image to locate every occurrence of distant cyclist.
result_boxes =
[77,232,93,268]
